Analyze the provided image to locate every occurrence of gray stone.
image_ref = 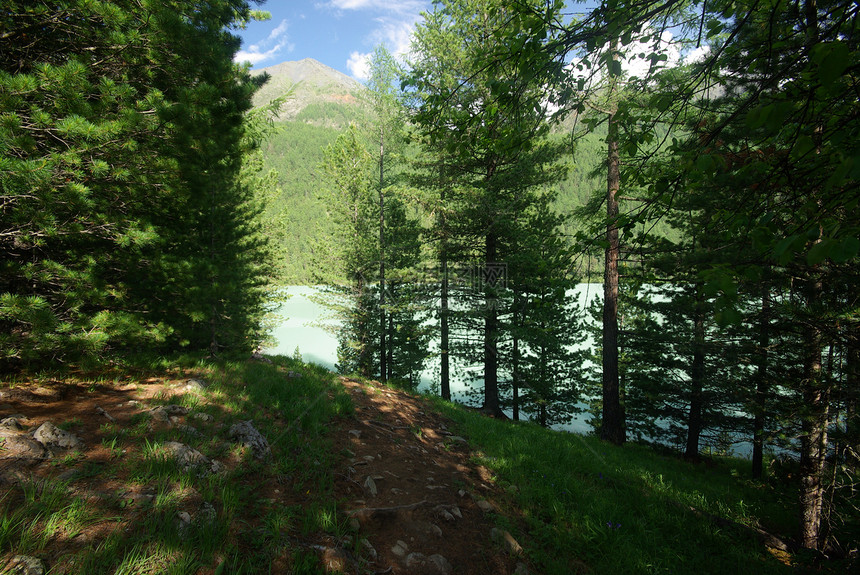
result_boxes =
[198,502,217,525]
[191,412,214,423]
[228,420,270,460]
[490,527,523,556]
[177,424,202,438]
[0,417,24,430]
[363,475,378,497]
[391,540,409,558]
[360,538,377,561]
[32,422,83,452]
[0,435,46,459]
[184,378,208,392]
[162,405,190,416]
[514,562,530,575]
[348,429,362,439]
[7,555,45,575]
[476,499,495,513]
[95,406,115,422]
[428,554,453,575]
[162,441,222,476]
[406,552,451,574]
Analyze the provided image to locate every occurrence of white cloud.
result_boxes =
[683,45,711,64]
[234,19,294,67]
[327,0,425,15]
[324,0,427,79]
[347,51,372,81]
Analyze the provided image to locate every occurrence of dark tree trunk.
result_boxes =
[483,231,502,417]
[685,287,706,460]
[799,273,829,551]
[601,37,625,445]
[379,128,386,380]
[439,187,451,401]
[512,292,521,421]
[752,286,771,478]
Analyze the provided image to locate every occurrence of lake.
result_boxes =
[263,285,602,434]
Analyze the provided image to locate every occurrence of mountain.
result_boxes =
[252,58,366,125]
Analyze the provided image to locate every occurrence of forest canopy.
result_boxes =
[0,0,278,368]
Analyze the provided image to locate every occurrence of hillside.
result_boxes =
[252,58,367,126]
[0,357,805,574]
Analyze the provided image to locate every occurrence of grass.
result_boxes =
[0,355,828,573]
[0,355,353,574]
[428,396,796,574]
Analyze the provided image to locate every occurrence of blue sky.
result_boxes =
[234,1,431,80]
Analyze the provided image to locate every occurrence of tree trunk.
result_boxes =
[483,231,502,417]
[439,188,451,401]
[752,285,771,478]
[379,127,386,380]
[685,286,706,460]
[512,292,521,421]
[799,273,829,551]
[601,36,625,445]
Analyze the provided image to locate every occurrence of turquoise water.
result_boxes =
[264,285,599,434]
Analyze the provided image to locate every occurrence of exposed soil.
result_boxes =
[0,372,528,574]
[330,377,524,574]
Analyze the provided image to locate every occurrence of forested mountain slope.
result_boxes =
[256,60,607,284]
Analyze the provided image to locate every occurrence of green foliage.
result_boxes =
[0,0,277,369]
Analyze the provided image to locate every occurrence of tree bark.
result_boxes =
[752,285,771,478]
[601,36,625,445]
[685,286,706,460]
[439,186,451,401]
[379,126,386,380]
[799,272,829,551]
[483,230,502,417]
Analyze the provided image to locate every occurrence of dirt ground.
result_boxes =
[0,373,529,574]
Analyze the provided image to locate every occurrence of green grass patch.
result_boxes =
[0,354,352,574]
[429,397,795,575]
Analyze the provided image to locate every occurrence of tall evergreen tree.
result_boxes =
[0,0,273,368]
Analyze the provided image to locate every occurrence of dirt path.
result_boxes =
[329,377,525,574]
[0,373,528,574]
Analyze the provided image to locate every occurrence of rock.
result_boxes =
[228,420,270,460]
[364,475,378,497]
[6,555,45,575]
[490,527,523,556]
[433,504,461,522]
[0,417,24,430]
[162,441,222,476]
[177,424,202,438]
[514,562,530,575]
[320,547,349,572]
[286,371,302,379]
[32,422,83,453]
[0,434,47,459]
[250,352,272,364]
[198,502,217,525]
[405,552,452,574]
[177,511,192,526]
[428,554,454,575]
[348,429,362,439]
[95,406,115,422]
[162,405,190,416]
[476,499,495,513]
[191,412,214,423]
[184,378,208,392]
[449,435,468,444]
[407,519,443,537]
[405,552,427,568]
[391,540,409,558]
[360,538,377,560]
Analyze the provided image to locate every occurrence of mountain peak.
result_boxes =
[251,59,365,122]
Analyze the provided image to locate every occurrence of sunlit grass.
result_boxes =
[429,396,794,575]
